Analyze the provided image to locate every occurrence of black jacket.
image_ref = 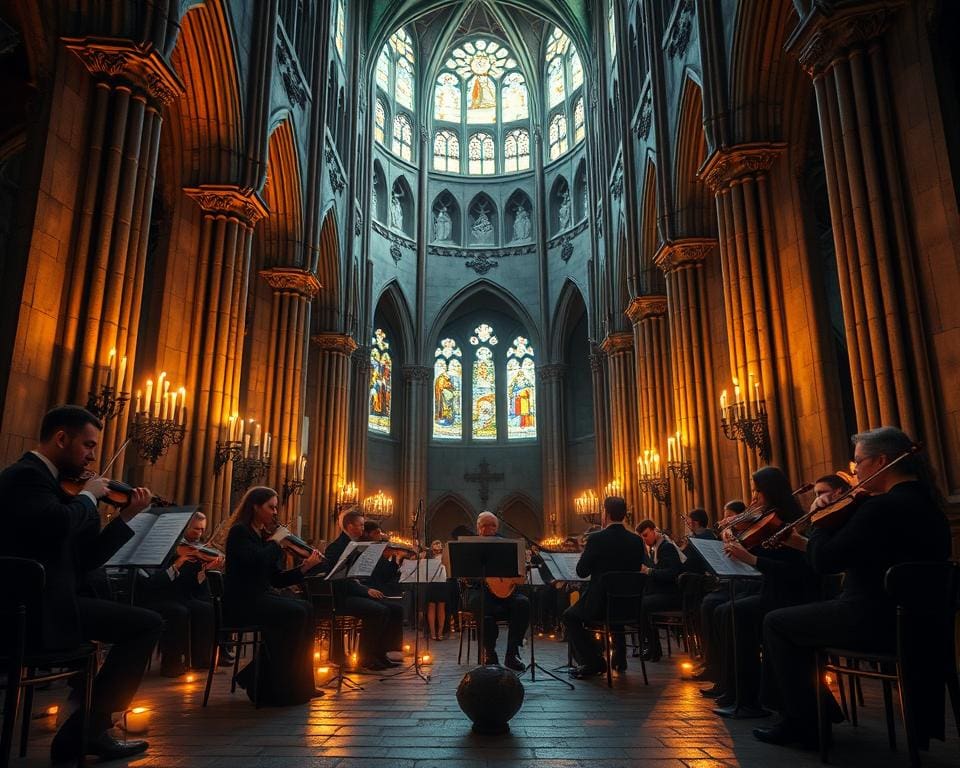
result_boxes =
[0,452,133,649]
[642,538,682,597]
[223,524,303,618]
[575,523,647,620]
[323,532,371,599]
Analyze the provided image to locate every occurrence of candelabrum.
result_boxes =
[232,455,270,493]
[281,476,305,506]
[86,384,130,422]
[214,440,244,475]
[574,490,601,526]
[128,412,186,464]
[668,460,694,490]
[362,490,394,521]
[637,473,671,508]
[719,378,772,462]
[333,482,359,522]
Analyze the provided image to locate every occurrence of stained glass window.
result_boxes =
[335,0,346,60]
[376,46,390,91]
[545,28,570,60]
[468,132,495,175]
[470,325,498,440]
[375,99,386,144]
[570,50,583,90]
[504,129,530,172]
[368,328,392,434]
[393,113,412,161]
[433,338,463,440]
[507,336,536,439]
[395,58,414,109]
[433,130,460,173]
[608,3,617,61]
[573,97,585,144]
[501,73,528,122]
[549,114,568,160]
[547,58,565,108]
[434,72,460,122]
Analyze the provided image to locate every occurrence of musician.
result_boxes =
[422,539,449,641]
[465,511,529,671]
[562,496,646,678]
[359,520,403,594]
[0,405,162,763]
[680,507,717,575]
[637,519,682,661]
[324,508,400,671]
[136,510,220,676]
[223,486,324,705]
[755,427,951,748]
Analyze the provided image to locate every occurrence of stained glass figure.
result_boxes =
[376,46,390,91]
[395,58,414,109]
[468,132,495,175]
[507,337,536,439]
[335,0,346,60]
[434,72,460,122]
[501,73,528,122]
[472,346,497,439]
[433,339,463,440]
[375,99,386,144]
[452,39,510,124]
[368,329,392,434]
[393,113,412,161]
[504,128,530,172]
[549,113,568,159]
[574,97,585,144]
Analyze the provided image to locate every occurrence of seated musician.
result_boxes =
[562,496,646,678]
[680,507,717,574]
[465,511,529,671]
[358,520,406,653]
[637,519,682,661]
[324,508,400,671]
[223,486,324,705]
[0,405,162,763]
[136,510,220,677]
[755,427,952,749]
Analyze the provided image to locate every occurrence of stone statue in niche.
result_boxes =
[471,202,494,245]
[371,174,379,220]
[434,203,452,243]
[390,187,404,231]
[511,204,531,243]
[582,186,589,223]
[558,189,572,230]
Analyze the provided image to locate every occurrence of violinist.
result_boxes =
[0,405,161,763]
[135,511,221,677]
[756,427,952,749]
[636,519,683,662]
[358,520,407,655]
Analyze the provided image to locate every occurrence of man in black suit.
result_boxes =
[0,405,163,763]
[637,518,682,661]
[562,496,646,678]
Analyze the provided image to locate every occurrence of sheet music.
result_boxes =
[687,538,762,578]
[399,558,445,583]
[455,536,525,576]
[106,507,196,568]
[540,551,587,582]
[325,541,376,580]
[347,541,388,578]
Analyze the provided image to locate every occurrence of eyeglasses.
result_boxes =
[851,454,873,467]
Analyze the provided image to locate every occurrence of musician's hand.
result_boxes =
[82,475,110,499]
[720,527,736,542]
[203,555,226,571]
[173,555,191,570]
[367,588,385,599]
[723,540,758,566]
[268,525,290,543]
[300,549,322,573]
[808,494,830,514]
[640,564,651,575]
[120,488,152,521]
[782,530,808,552]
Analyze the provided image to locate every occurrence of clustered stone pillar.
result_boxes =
[655,240,725,515]
[626,295,671,527]
[538,363,567,537]
[55,39,182,470]
[700,144,798,495]
[399,365,431,533]
[589,347,610,504]
[309,333,357,542]
[176,186,267,526]
[347,343,371,495]
[258,268,319,524]
[600,332,639,519]
[787,1,943,474]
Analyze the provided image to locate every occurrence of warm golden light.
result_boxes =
[362,489,393,519]
[681,662,693,672]
[404,644,411,652]
[184,674,195,683]
[421,654,431,663]
[123,707,150,734]
[314,651,321,659]
[318,666,330,674]
[824,673,834,685]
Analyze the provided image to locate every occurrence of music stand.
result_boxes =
[448,539,522,670]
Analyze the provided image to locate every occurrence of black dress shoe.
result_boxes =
[687,668,714,681]
[376,656,401,668]
[753,719,819,748]
[504,653,526,672]
[569,663,606,679]
[713,703,770,719]
[54,730,149,764]
[713,692,735,707]
[700,683,726,698]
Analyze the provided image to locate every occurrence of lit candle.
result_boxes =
[42,705,59,733]
[161,392,169,421]
[667,437,675,463]
[144,379,153,416]
[720,389,728,422]
[253,423,261,449]
[675,430,682,463]
[155,372,166,418]
[264,432,271,460]
[135,390,141,415]
[106,348,116,388]
[117,356,127,393]
[123,707,150,734]
[754,380,762,412]
[243,433,251,458]
[178,387,186,424]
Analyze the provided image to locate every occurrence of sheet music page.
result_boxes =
[399,558,444,583]
[106,510,157,567]
[347,541,388,578]
[540,552,586,582]
[106,508,196,568]
[687,538,762,578]
[325,541,368,580]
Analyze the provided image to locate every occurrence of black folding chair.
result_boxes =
[582,571,649,688]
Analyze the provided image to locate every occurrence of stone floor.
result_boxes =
[9,632,959,767]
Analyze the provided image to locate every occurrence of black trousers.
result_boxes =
[339,595,393,661]
[142,597,214,668]
[641,592,681,655]
[716,595,765,705]
[700,579,761,677]
[466,588,530,655]
[561,602,627,668]
[74,596,163,733]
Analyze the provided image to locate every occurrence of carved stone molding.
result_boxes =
[547,219,589,249]
[698,143,787,194]
[401,365,432,382]
[537,363,567,382]
[390,243,402,265]
[600,332,634,356]
[259,267,321,298]
[324,145,346,195]
[354,207,363,237]
[785,1,903,76]
[276,33,309,108]
[372,220,416,250]
[311,332,358,355]
[63,37,184,107]
[589,352,605,374]
[654,238,717,273]
[636,89,653,140]
[183,185,268,225]
[665,0,694,59]
[625,295,668,324]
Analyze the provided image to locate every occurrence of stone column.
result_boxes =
[600,332,639,517]
[626,295,671,527]
[538,363,567,537]
[347,343,371,494]
[309,332,357,541]
[699,144,798,493]
[655,240,725,515]
[55,39,182,469]
[175,186,267,526]
[786,1,943,474]
[399,365,431,533]
[259,267,319,523]
[589,347,610,499]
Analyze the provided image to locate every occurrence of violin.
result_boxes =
[60,472,172,508]
[176,539,224,564]
[265,515,318,560]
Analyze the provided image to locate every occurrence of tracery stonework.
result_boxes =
[653,239,717,274]
[184,185,268,226]
[259,267,322,298]
[63,38,184,106]
[698,143,786,194]
[625,296,668,325]
[311,333,358,356]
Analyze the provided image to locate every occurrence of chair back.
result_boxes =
[303,576,335,619]
[599,570,646,625]
[205,569,225,627]
[886,561,959,663]
[0,557,45,653]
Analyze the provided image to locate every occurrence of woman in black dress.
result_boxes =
[223,486,323,705]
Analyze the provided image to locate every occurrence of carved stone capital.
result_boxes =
[654,238,717,274]
[625,295,668,324]
[401,365,432,382]
[184,185,268,226]
[63,37,184,106]
[537,363,567,382]
[600,332,634,356]
[785,1,903,77]
[311,332,358,355]
[259,267,321,298]
[698,143,786,193]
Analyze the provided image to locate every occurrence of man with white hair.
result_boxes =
[464,511,529,671]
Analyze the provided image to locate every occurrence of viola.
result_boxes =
[60,472,172,508]
[265,515,318,560]
[176,539,224,564]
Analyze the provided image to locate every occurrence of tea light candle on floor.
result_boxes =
[124,707,150,734]
[41,705,59,732]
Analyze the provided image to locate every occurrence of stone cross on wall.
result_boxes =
[463,458,504,507]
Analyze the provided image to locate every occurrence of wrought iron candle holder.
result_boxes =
[281,477,305,506]
[232,456,270,493]
[637,474,671,509]
[214,440,244,476]
[86,384,130,422]
[668,460,694,490]
[129,413,185,464]
[574,490,601,526]
[720,402,771,462]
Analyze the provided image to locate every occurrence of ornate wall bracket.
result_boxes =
[184,185,268,226]
[698,144,786,194]
[259,267,321,298]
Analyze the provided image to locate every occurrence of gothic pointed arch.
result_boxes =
[466,191,498,246]
[373,279,416,364]
[431,190,462,245]
[389,175,415,237]
[259,119,303,269]
[639,155,664,294]
[371,160,387,223]
[427,491,476,538]
[674,76,714,237]
[504,189,534,245]
[498,490,542,540]
[573,159,588,221]
[549,174,571,235]
[315,207,340,331]
[550,278,589,360]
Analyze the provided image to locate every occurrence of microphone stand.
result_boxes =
[491,511,574,690]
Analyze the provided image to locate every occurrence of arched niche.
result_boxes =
[466,192,498,247]
[573,159,588,222]
[372,161,387,223]
[389,175,414,237]
[428,492,476,540]
[431,191,461,245]
[550,175,571,235]
[504,189,534,245]
[498,492,542,540]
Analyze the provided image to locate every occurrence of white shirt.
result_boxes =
[32,450,99,507]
